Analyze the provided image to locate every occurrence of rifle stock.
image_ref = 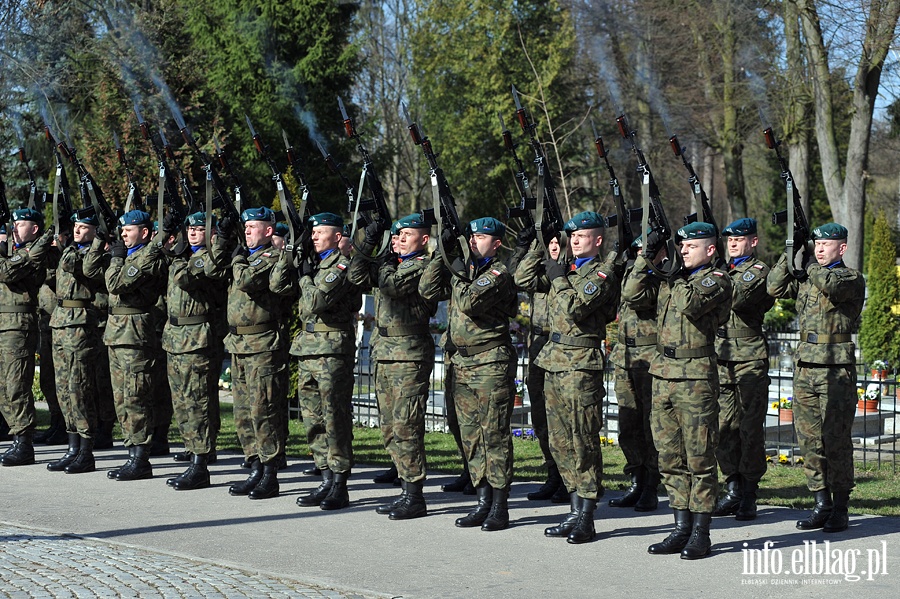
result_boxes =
[764,126,811,277]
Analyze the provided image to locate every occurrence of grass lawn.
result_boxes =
[34,404,900,517]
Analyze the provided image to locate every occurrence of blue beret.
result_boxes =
[309,212,343,228]
[564,211,605,233]
[677,221,717,240]
[241,207,275,223]
[396,213,431,231]
[184,211,216,227]
[722,217,757,236]
[119,210,152,227]
[811,222,848,240]
[631,234,642,249]
[71,211,99,226]
[273,222,289,237]
[12,208,44,224]
[390,220,401,236]
[469,217,506,238]
[342,224,352,236]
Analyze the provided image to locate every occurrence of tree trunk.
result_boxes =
[783,0,812,216]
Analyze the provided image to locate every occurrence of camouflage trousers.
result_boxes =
[232,350,286,465]
[526,359,554,464]
[454,359,515,489]
[794,365,857,493]
[545,369,604,500]
[651,376,719,513]
[614,366,659,479]
[0,327,39,435]
[297,355,355,473]
[52,326,100,439]
[374,360,432,483]
[716,359,769,484]
[95,331,116,425]
[151,347,174,433]
[108,345,155,447]
[444,363,465,464]
[167,351,216,455]
[39,325,60,419]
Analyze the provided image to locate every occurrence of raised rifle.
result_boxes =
[669,134,726,266]
[765,126,812,278]
[511,85,566,259]
[281,129,313,258]
[616,113,682,278]
[402,102,470,279]
[0,168,9,228]
[134,104,186,242]
[314,138,368,231]
[213,135,245,215]
[17,145,39,211]
[591,120,637,265]
[43,126,75,234]
[113,131,144,212]
[499,111,536,230]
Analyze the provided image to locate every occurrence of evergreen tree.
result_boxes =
[859,213,900,369]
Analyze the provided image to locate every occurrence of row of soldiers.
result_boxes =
[0,204,865,559]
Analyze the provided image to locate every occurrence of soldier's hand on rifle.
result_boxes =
[793,245,810,278]
[28,230,54,261]
[516,225,536,249]
[162,214,180,236]
[364,220,382,245]
[545,260,566,282]
[643,230,663,261]
[218,216,236,240]
[299,258,315,278]
[108,239,127,259]
[440,229,460,256]
[0,240,7,258]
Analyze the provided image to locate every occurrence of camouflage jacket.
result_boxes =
[221,242,288,355]
[516,250,619,372]
[162,245,230,355]
[285,250,361,358]
[716,256,774,363]
[38,245,62,331]
[766,254,864,365]
[611,261,660,370]
[625,256,732,380]
[0,234,52,332]
[420,255,516,367]
[49,243,106,330]
[512,251,552,362]
[348,251,437,363]
[84,239,167,347]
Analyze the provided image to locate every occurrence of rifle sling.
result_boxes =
[52,162,62,239]
[153,164,166,245]
[432,172,470,282]
[205,168,213,249]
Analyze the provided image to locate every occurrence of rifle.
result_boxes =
[314,138,367,229]
[17,145,38,210]
[244,116,304,254]
[402,102,470,279]
[213,135,245,215]
[0,169,10,228]
[669,134,726,266]
[113,132,144,212]
[281,129,313,258]
[135,104,187,243]
[764,126,812,278]
[591,120,637,265]
[499,111,535,230]
[615,113,682,278]
[510,85,567,260]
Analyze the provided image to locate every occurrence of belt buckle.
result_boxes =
[664,347,676,358]
[550,333,561,343]
[716,328,727,338]
[625,337,636,347]
[305,323,315,333]
[806,333,818,343]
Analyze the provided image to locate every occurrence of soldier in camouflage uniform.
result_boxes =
[83,210,167,481]
[626,222,732,559]
[36,239,67,447]
[163,212,230,491]
[47,213,106,474]
[711,218,774,521]
[281,213,361,511]
[348,213,437,519]
[609,235,662,513]
[218,207,289,500]
[0,209,53,466]
[420,217,517,532]
[516,212,620,543]
[767,222,865,533]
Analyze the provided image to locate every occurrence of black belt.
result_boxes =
[229,322,276,335]
[58,299,92,309]
[109,307,149,316]
[456,338,506,357]
[550,332,602,349]
[800,331,851,344]
[169,314,208,326]
[658,344,715,359]
[624,334,657,347]
[377,324,429,337]
[305,322,353,333]
[716,327,762,339]
[0,305,36,314]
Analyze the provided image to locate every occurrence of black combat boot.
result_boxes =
[455,482,493,528]
[609,469,645,508]
[635,470,661,512]
[275,453,288,471]
[44,423,68,445]
[302,465,322,476]
[648,509,694,555]
[65,438,95,474]
[376,481,407,515]
[248,462,279,500]
[796,489,833,530]
[35,412,63,444]
[373,464,399,484]
[681,513,713,559]
[94,420,115,450]
[545,492,581,537]
[1,432,35,466]
[0,416,11,441]
[527,464,563,501]
[567,498,597,544]
[320,471,350,510]
[149,426,171,457]
[107,447,134,479]
[173,453,211,491]
[712,475,742,516]
[229,458,263,496]
[390,481,428,521]
[823,490,850,533]
[735,477,758,521]
[172,450,192,462]
[47,433,81,471]
[297,468,334,507]
[116,444,153,480]
[442,465,471,493]
[481,487,510,531]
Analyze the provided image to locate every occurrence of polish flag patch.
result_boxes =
[490,269,502,276]
[753,264,764,269]
[336,263,347,271]
[596,271,607,279]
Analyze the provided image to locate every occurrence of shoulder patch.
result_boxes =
[701,277,716,288]
[261,252,272,258]
[712,271,724,276]
[324,272,338,284]
[10,254,22,263]
[490,269,502,276]
[752,264,764,270]
[250,258,262,267]
[596,271,608,279]
[416,255,425,260]
[336,262,347,271]
[741,271,756,282]
[584,281,598,295]
[126,265,139,277]
[476,277,491,287]
[194,258,205,269]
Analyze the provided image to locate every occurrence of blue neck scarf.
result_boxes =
[127,243,145,256]
[319,248,336,261]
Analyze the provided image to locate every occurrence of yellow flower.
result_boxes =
[778,454,789,464]
[771,401,779,409]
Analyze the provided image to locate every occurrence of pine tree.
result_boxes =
[858,213,900,369]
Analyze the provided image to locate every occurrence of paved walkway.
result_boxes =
[2,442,899,598]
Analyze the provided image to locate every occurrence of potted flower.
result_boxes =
[772,396,793,423]
[871,360,889,380]
[514,379,525,407]
[857,383,881,414]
